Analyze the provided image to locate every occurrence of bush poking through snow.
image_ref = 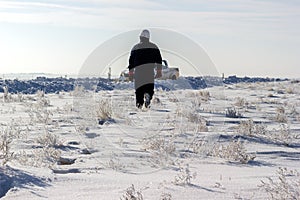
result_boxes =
[2,86,11,102]
[234,97,248,107]
[237,120,298,146]
[173,164,197,186]
[187,137,209,155]
[120,184,144,200]
[270,124,298,146]
[75,123,90,135]
[186,90,210,102]
[225,107,242,118]
[3,86,8,98]
[72,85,85,97]
[142,135,176,167]
[27,93,53,125]
[160,192,172,200]
[196,90,210,102]
[209,140,255,164]
[238,119,268,137]
[0,129,14,165]
[187,137,256,164]
[16,147,61,168]
[95,99,112,123]
[36,130,62,148]
[0,122,23,165]
[41,147,61,166]
[185,111,208,132]
[108,153,125,171]
[259,167,300,200]
[36,90,50,107]
[275,106,288,123]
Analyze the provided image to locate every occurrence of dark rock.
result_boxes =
[52,168,80,174]
[68,141,80,145]
[57,157,76,165]
[80,148,92,155]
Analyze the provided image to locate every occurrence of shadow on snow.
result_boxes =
[0,166,50,198]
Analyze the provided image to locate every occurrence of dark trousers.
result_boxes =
[135,83,154,106]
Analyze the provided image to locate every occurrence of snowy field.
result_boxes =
[0,80,300,199]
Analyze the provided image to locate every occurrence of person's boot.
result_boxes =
[136,102,143,109]
[144,93,151,108]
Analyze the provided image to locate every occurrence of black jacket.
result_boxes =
[128,37,162,89]
[128,38,162,69]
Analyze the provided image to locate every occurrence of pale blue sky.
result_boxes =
[0,0,299,78]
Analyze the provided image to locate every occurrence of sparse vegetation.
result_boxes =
[36,90,50,106]
[187,137,208,155]
[36,130,62,148]
[186,111,208,132]
[237,119,268,137]
[2,86,11,103]
[142,134,176,167]
[195,90,210,102]
[95,99,113,123]
[275,106,288,123]
[226,107,242,118]
[26,91,53,124]
[0,128,14,165]
[75,123,90,134]
[259,167,300,200]
[0,122,24,165]
[173,164,197,186]
[237,118,299,146]
[0,79,299,199]
[160,192,172,200]
[234,97,248,107]
[14,127,63,167]
[72,85,85,96]
[270,124,299,146]
[289,105,299,118]
[108,153,125,171]
[209,140,255,164]
[120,184,144,200]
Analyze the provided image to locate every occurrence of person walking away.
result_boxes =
[128,29,162,108]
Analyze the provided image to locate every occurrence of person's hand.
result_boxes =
[155,69,162,79]
[129,70,134,81]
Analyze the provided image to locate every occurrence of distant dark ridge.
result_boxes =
[223,75,288,84]
[0,77,75,94]
[0,76,288,94]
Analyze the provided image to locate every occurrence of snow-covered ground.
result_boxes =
[1,80,300,199]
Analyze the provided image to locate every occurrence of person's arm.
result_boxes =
[128,49,134,70]
[128,48,136,81]
[155,67,162,79]
[154,47,163,78]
